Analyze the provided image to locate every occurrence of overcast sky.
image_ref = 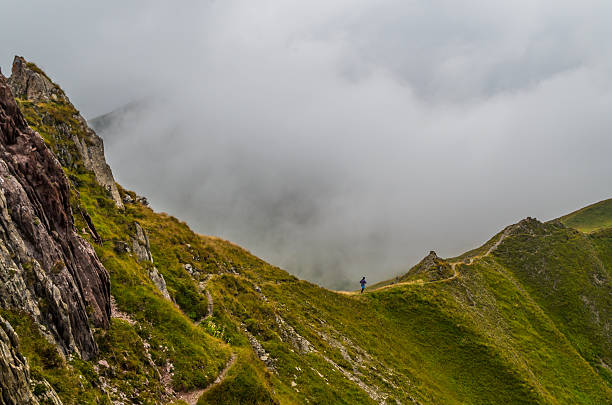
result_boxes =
[2,1,612,288]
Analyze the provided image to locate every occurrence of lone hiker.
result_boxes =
[360,277,367,293]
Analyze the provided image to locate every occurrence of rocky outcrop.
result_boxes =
[131,222,171,300]
[243,325,276,370]
[148,266,171,301]
[507,217,564,237]
[403,250,453,282]
[0,72,110,359]
[71,118,124,209]
[131,222,153,262]
[8,56,124,209]
[275,314,314,354]
[0,316,38,404]
[7,57,66,103]
[28,379,62,405]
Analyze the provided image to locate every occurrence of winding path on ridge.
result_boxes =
[176,227,512,402]
[338,226,513,295]
[177,274,239,404]
[177,352,238,405]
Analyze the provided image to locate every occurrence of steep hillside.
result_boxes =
[0,68,111,403]
[559,198,612,233]
[492,218,612,386]
[1,56,611,404]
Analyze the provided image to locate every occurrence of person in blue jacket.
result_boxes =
[360,277,367,293]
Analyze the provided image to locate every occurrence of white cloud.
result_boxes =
[2,0,612,287]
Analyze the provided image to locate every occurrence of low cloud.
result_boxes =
[2,1,612,288]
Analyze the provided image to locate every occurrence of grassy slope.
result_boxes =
[15,96,232,403]
[9,63,612,404]
[0,309,110,404]
[559,198,612,233]
[492,221,612,388]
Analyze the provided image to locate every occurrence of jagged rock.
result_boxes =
[30,379,62,405]
[148,266,171,301]
[71,120,124,209]
[131,222,153,262]
[129,222,171,301]
[424,251,438,264]
[0,72,110,359]
[507,217,549,237]
[8,56,65,103]
[7,56,124,209]
[404,250,452,282]
[0,316,39,404]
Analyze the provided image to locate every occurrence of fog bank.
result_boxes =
[2,1,612,288]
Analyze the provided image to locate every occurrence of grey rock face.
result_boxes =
[8,56,65,103]
[8,56,124,209]
[29,379,62,405]
[131,222,154,262]
[131,222,171,301]
[148,266,172,301]
[0,316,39,405]
[71,117,124,209]
[0,72,110,359]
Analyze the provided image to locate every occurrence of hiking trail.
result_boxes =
[338,226,513,295]
[177,352,237,405]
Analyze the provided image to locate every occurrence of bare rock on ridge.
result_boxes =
[132,222,154,262]
[0,71,110,359]
[402,250,453,282]
[7,56,66,103]
[131,222,171,301]
[8,56,124,209]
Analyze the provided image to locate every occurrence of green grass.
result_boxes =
[0,310,109,404]
[15,96,232,399]
[11,66,612,403]
[559,198,612,233]
[197,349,279,405]
[492,221,612,391]
[96,319,166,403]
[77,175,232,392]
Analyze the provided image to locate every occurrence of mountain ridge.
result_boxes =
[0,56,610,404]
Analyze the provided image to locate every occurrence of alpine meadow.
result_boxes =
[1,1,612,404]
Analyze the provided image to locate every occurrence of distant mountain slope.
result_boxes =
[1,56,611,404]
[558,198,612,233]
[88,100,149,137]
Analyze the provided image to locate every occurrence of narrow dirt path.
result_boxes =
[177,353,237,405]
[339,226,512,295]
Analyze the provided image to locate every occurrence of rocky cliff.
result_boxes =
[0,315,38,404]
[0,71,110,361]
[0,55,611,404]
[8,56,123,209]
